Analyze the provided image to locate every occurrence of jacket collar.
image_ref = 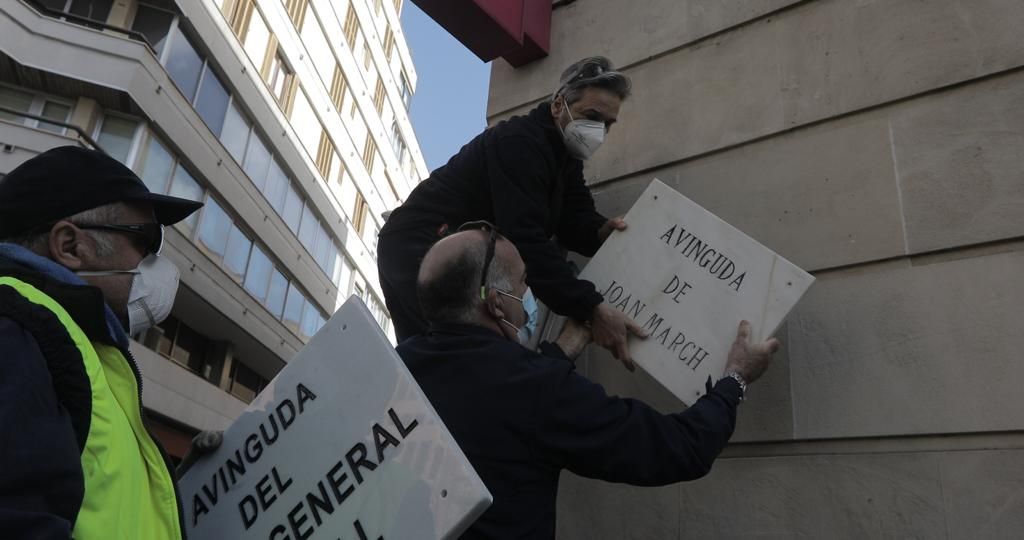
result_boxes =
[426,321,507,341]
[529,100,567,151]
[0,244,124,346]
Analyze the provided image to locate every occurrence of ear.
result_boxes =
[47,221,88,270]
[483,288,507,321]
[550,95,564,119]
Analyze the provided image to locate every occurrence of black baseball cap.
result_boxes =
[0,145,203,238]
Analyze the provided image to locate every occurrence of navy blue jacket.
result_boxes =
[381,102,608,321]
[397,323,743,539]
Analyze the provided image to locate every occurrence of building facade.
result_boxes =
[486,0,1024,537]
[0,0,427,458]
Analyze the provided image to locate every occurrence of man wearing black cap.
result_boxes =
[379,56,648,369]
[0,146,202,539]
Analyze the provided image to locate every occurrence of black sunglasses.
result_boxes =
[456,220,500,300]
[76,223,165,255]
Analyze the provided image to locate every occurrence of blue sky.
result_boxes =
[400,3,491,172]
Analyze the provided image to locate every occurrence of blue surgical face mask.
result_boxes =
[498,287,539,344]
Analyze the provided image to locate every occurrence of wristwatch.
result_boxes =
[722,371,747,401]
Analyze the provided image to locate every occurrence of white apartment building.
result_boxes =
[0,0,428,459]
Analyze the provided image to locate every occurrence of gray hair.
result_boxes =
[417,235,515,325]
[554,56,632,105]
[3,202,123,258]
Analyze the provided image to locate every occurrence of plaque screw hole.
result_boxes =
[441,489,448,498]
[342,324,347,330]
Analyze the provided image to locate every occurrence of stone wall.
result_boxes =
[487,0,1024,537]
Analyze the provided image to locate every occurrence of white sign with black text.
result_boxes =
[179,298,492,540]
[579,179,815,405]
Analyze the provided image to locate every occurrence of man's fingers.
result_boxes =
[626,320,649,338]
[735,320,751,344]
[617,344,636,372]
[755,338,780,356]
[613,217,628,230]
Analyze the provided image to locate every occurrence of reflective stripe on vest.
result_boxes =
[0,277,182,540]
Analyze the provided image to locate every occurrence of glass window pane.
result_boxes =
[316,237,335,278]
[220,100,251,163]
[131,4,175,56]
[195,67,230,134]
[265,269,288,318]
[262,159,288,209]
[242,8,271,70]
[68,0,113,21]
[197,198,231,256]
[298,203,317,252]
[243,133,271,189]
[136,134,175,194]
[168,165,204,231]
[282,184,303,233]
[300,301,319,340]
[97,116,137,164]
[0,87,34,123]
[243,244,272,301]
[38,102,70,133]
[333,253,351,293]
[165,27,203,101]
[282,284,304,332]
[223,224,252,280]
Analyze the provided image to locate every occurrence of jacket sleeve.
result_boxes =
[486,134,604,321]
[0,317,84,539]
[534,365,742,486]
[555,163,608,257]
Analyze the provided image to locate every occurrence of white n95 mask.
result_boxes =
[79,254,180,335]
[559,107,606,161]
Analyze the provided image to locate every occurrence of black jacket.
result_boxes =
[397,323,743,539]
[381,102,608,321]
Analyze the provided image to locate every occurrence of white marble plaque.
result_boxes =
[179,298,491,540]
[579,179,814,405]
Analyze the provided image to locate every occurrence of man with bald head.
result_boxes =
[397,222,779,539]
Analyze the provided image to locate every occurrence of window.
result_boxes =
[343,3,358,48]
[223,224,252,281]
[243,244,273,301]
[0,87,72,134]
[352,192,368,234]
[131,3,175,57]
[264,50,295,109]
[282,283,305,333]
[242,132,271,188]
[315,132,334,178]
[167,164,204,231]
[241,5,271,70]
[399,71,412,109]
[228,360,267,403]
[165,27,203,100]
[393,0,402,14]
[226,0,255,37]
[333,254,352,295]
[220,99,251,163]
[265,269,288,318]
[329,65,347,111]
[198,197,232,257]
[298,203,318,253]
[265,159,291,210]
[96,116,138,164]
[0,87,33,122]
[374,0,383,14]
[389,121,406,162]
[289,90,321,159]
[372,78,385,113]
[362,137,377,173]
[152,315,221,384]
[283,0,308,30]
[195,68,230,134]
[137,135,175,194]
[383,27,395,59]
[282,184,303,232]
[362,38,372,71]
[300,300,319,340]
[41,0,114,22]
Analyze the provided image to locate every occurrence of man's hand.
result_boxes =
[597,216,627,243]
[555,318,593,360]
[723,321,779,385]
[590,302,648,371]
[177,430,223,478]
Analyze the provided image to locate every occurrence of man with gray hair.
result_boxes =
[0,146,202,538]
[398,223,778,539]
[380,57,646,370]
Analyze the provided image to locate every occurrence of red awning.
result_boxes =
[412,0,551,67]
